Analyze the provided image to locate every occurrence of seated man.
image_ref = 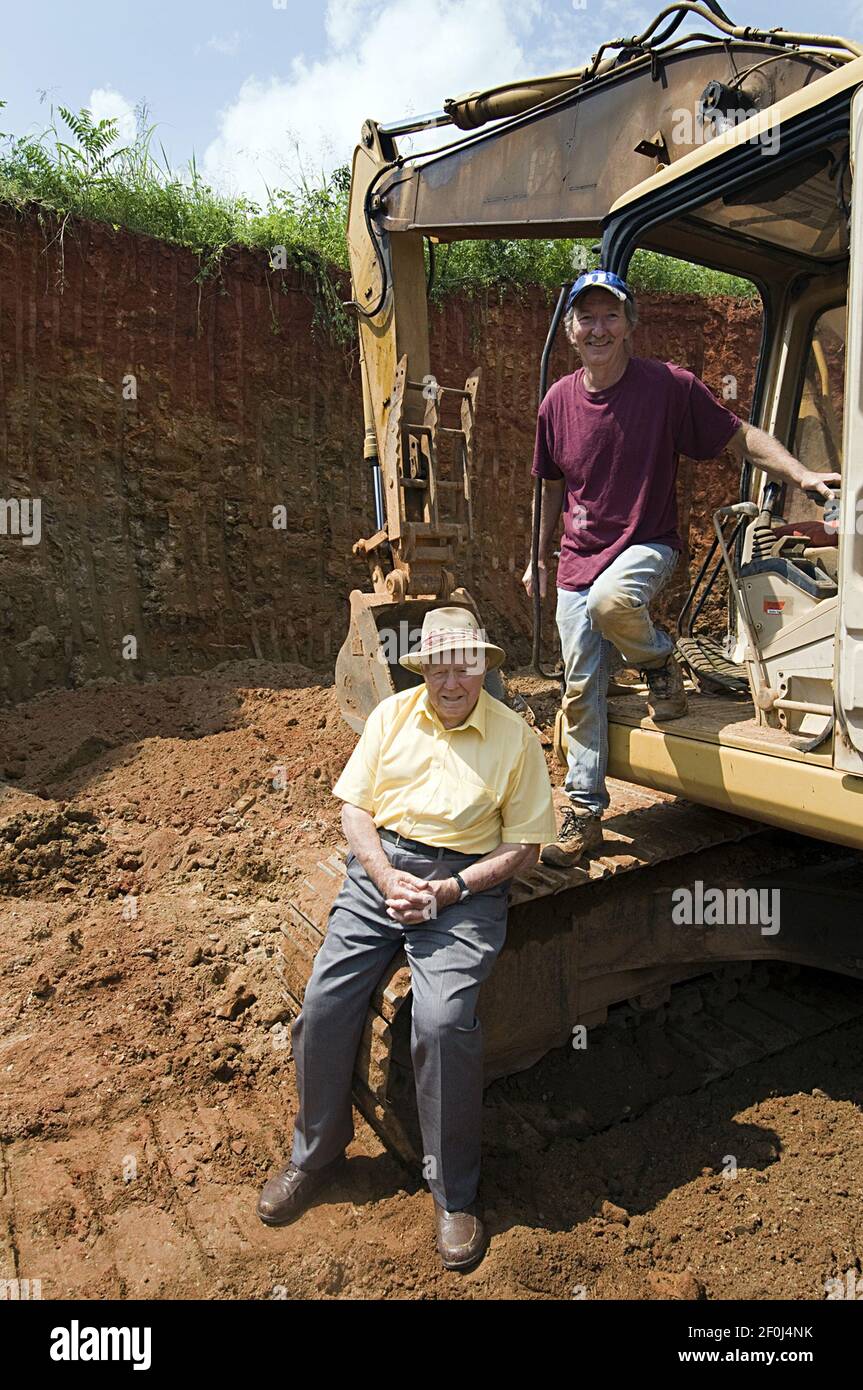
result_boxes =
[257,605,556,1271]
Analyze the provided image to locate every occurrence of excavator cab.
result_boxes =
[692,311,845,747]
[593,69,863,840]
[668,305,845,720]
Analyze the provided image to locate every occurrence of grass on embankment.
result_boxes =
[0,102,756,341]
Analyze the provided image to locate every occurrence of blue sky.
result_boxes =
[2,0,862,201]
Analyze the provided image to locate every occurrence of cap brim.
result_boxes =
[569,285,628,306]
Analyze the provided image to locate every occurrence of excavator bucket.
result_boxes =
[335,591,440,733]
[335,588,509,733]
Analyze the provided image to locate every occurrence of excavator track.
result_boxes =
[483,961,863,1156]
[276,783,863,1166]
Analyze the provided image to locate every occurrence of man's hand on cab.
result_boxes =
[800,468,842,502]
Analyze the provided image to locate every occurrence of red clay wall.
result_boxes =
[0,205,761,702]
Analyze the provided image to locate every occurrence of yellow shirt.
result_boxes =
[332,685,557,854]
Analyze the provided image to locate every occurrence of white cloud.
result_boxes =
[207,32,242,56]
[87,87,137,143]
[324,0,371,50]
[201,0,565,201]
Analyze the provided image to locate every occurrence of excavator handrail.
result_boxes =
[531,283,572,680]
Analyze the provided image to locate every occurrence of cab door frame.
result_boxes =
[834,86,863,775]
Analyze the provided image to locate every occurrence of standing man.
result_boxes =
[257,606,556,1270]
[524,269,841,868]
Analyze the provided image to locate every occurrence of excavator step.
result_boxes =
[676,634,749,696]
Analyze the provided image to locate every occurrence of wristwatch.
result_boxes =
[452,871,471,903]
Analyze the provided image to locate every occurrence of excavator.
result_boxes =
[278,4,863,1163]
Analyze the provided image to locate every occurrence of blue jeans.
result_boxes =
[556,542,680,815]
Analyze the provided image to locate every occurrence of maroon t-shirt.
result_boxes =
[531,356,742,588]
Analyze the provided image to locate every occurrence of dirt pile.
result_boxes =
[0,660,354,896]
[0,660,357,1151]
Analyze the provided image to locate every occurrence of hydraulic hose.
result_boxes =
[531,282,571,678]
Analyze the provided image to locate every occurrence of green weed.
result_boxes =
[0,101,755,341]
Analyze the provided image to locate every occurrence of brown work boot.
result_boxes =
[540,806,603,867]
[642,651,688,721]
[434,1199,486,1270]
[257,1152,346,1227]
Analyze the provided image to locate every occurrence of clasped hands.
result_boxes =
[379,866,460,925]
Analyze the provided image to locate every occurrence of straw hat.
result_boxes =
[399,606,505,674]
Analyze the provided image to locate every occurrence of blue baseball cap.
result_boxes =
[566,270,633,312]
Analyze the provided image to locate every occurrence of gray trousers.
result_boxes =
[290,837,510,1211]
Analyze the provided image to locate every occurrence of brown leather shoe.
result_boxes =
[642,650,688,721]
[257,1152,346,1227]
[434,1199,486,1270]
[540,807,603,868]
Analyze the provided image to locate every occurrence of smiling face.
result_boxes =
[568,287,633,376]
[422,649,486,728]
